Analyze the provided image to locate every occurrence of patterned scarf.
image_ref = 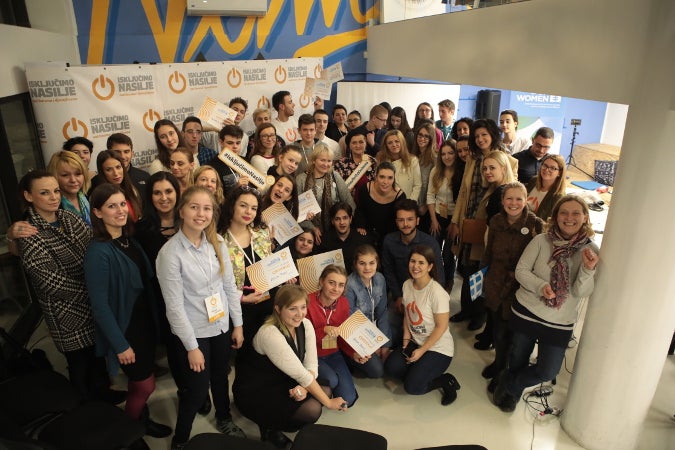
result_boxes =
[466,154,486,218]
[61,192,91,226]
[303,171,334,232]
[546,228,590,309]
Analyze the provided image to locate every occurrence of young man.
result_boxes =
[271,90,298,144]
[339,105,388,157]
[92,133,150,196]
[313,109,339,158]
[295,113,319,174]
[319,202,372,274]
[200,99,250,158]
[228,97,250,155]
[206,125,250,196]
[512,127,554,183]
[436,99,456,141]
[182,116,217,166]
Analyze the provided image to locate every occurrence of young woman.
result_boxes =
[85,183,171,437]
[47,150,92,225]
[250,122,280,174]
[14,171,117,403]
[481,150,517,223]
[344,245,391,377]
[193,164,225,206]
[387,106,414,150]
[450,119,518,330]
[150,119,183,174]
[261,175,300,222]
[456,135,471,163]
[493,196,599,412]
[268,144,303,180]
[334,129,377,200]
[221,186,275,355]
[499,110,531,154]
[306,265,358,407]
[95,150,143,222]
[233,285,347,448]
[354,161,406,249]
[526,154,566,221]
[383,245,460,406]
[413,102,443,148]
[411,121,438,229]
[291,227,316,260]
[295,143,355,245]
[156,186,245,446]
[427,140,461,288]
[377,130,421,202]
[325,104,349,143]
[170,147,195,194]
[63,136,96,178]
[480,182,544,392]
[450,117,473,141]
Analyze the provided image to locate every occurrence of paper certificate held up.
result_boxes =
[296,249,345,293]
[321,62,344,83]
[337,310,389,357]
[197,97,238,129]
[218,149,275,190]
[261,203,303,245]
[297,190,322,222]
[304,77,332,100]
[246,247,299,292]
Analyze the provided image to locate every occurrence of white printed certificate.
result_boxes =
[261,203,303,245]
[338,310,389,357]
[246,247,299,292]
[297,190,322,222]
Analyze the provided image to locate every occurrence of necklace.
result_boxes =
[115,236,130,249]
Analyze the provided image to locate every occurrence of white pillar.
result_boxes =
[561,4,675,449]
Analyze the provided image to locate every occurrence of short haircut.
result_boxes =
[219,125,243,140]
[330,201,353,219]
[252,107,271,121]
[272,90,290,111]
[348,110,361,119]
[438,99,456,111]
[297,113,315,128]
[182,116,202,131]
[313,109,329,118]
[63,136,93,152]
[229,97,248,110]
[106,133,133,150]
[533,126,555,140]
[394,198,418,217]
[369,104,388,119]
[332,104,347,115]
[500,109,519,123]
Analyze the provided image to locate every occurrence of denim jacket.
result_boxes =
[345,271,392,346]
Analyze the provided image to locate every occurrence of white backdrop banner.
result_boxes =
[26,58,323,170]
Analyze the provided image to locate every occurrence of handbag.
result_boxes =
[461,218,487,244]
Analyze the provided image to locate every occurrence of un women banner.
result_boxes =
[26,58,322,170]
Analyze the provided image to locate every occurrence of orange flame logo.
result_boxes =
[142,109,162,132]
[168,71,186,94]
[274,65,287,84]
[227,67,242,88]
[62,117,89,139]
[92,75,115,101]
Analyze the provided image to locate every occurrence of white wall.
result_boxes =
[601,103,629,147]
[367,0,652,105]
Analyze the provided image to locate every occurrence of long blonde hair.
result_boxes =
[483,150,515,188]
[264,285,308,338]
[193,165,224,205]
[377,130,412,169]
[430,140,457,195]
[47,150,91,194]
[177,186,225,274]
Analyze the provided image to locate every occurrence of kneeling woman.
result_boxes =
[234,285,346,448]
[384,245,460,405]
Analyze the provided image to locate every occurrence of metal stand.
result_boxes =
[566,122,595,179]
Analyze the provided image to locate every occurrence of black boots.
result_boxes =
[259,425,292,448]
[140,405,172,438]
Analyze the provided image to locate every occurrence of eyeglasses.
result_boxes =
[541,164,559,172]
[260,134,276,140]
[376,116,388,123]
[240,185,260,196]
[417,134,431,140]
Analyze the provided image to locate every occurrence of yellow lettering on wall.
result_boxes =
[256,0,284,49]
[295,0,343,35]
[87,0,110,64]
[320,0,341,27]
[184,16,256,61]
[350,0,379,24]
[293,29,366,57]
[141,0,186,62]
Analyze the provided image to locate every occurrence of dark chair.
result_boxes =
[290,424,387,450]
[184,433,276,450]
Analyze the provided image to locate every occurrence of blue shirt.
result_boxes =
[156,229,243,351]
[381,229,445,299]
[197,144,218,167]
[345,271,392,346]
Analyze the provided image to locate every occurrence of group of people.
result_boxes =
[6,92,598,447]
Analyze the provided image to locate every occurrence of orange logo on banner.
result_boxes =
[285,128,297,143]
[168,71,186,94]
[257,96,271,109]
[406,302,424,326]
[227,68,242,88]
[314,64,323,79]
[299,93,311,108]
[92,75,115,101]
[62,117,89,139]
[274,65,287,84]
[142,109,162,132]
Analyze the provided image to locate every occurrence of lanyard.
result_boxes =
[187,236,213,291]
[228,230,256,266]
[365,280,376,322]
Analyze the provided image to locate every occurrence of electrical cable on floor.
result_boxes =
[524,383,563,450]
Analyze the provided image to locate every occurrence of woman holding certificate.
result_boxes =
[384,245,461,406]
[221,185,275,355]
[156,186,245,447]
[306,265,359,408]
[233,285,347,448]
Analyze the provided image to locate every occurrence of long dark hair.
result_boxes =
[409,245,438,281]
[96,150,143,219]
[154,119,184,168]
[18,169,56,212]
[261,174,299,219]
[388,106,412,136]
[220,185,264,233]
[142,171,181,231]
[469,118,502,157]
[90,183,132,241]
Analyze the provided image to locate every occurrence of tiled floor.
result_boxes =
[34,280,675,450]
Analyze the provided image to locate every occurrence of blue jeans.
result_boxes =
[384,348,452,395]
[318,351,358,407]
[346,352,385,378]
[505,330,566,397]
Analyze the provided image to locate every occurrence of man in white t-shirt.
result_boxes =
[313,109,339,158]
[271,90,298,144]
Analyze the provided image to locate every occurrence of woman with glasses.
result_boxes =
[526,154,566,221]
[250,123,281,174]
[413,102,443,149]
[410,121,438,232]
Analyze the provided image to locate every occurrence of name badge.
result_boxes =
[322,335,338,349]
[205,292,225,323]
